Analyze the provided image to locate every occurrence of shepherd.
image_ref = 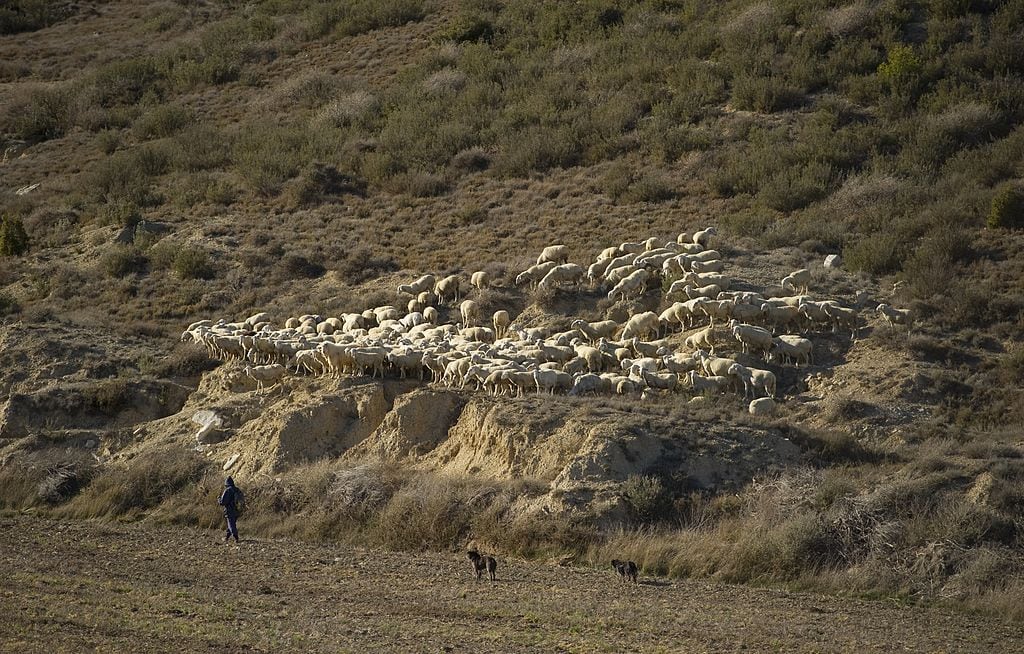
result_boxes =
[218,476,244,543]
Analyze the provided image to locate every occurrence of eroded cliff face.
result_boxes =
[83,366,800,517]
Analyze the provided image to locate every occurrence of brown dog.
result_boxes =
[611,559,638,584]
[467,550,497,581]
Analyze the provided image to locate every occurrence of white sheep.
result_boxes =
[607,269,649,302]
[434,275,462,304]
[689,259,725,274]
[243,364,286,393]
[460,299,481,327]
[729,321,773,358]
[493,310,511,339]
[771,335,813,366]
[470,270,490,292]
[620,311,659,340]
[515,261,557,288]
[749,397,776,416]
[537,244,569,265]
[727,363,776,399]
[684,371,730,395]
[538,263,584,290]
[398,274,436,296]
[423,306,439,324]
[876,303,911,328]
[571,319,618,343]
[693,226,717,247]
[781,269,811,295]
[684,326,717,352]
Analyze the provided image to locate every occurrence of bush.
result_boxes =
[621,474,672,522]
[133,104,193,140]
[0,214,30,256]
[731,74,802,113]
[7,85,76,141]
[0,0,72,34]
[100,245,146,277]
[987,184,1024,229]
[172,245,213,280]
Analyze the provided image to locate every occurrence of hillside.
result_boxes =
[1,0,1023,623]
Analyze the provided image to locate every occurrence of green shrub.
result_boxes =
[987,184,1024,229]
[89,57,163,107]
[731,74,802,113]
[100,245,146,277]
[172,246,213,280]
[878,44,923,99]
[7,85,76,141]
[232,123,307,196]
[0,214,30,256]
[171,125,230,172]
[843,233,903,275]
[97,200,141,228]
[621,474,672,522]
[0,292,19,316]
[0,0,72,34]
[133,104,193,140]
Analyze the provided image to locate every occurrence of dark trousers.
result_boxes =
[225,513,239,541]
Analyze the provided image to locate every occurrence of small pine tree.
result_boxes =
[0,214,29,256]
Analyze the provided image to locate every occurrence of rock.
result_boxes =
[824,254,842,269]
[85,439,96,449]
[113,220,169,245]
[193,410,225,445]
[223,453,240,470]
[749,397,776,416]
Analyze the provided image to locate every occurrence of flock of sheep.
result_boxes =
[181,228,911,413]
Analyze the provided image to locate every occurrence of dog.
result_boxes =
[467,550,497,581]
[611,559,638,584]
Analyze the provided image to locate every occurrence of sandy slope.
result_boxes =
[1,515,1021,654]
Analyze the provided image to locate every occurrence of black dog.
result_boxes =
[611,559,638,584]
[467,550,497,581]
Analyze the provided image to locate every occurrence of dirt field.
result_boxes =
[1,515,1021,654]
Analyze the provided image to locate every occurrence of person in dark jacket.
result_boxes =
[218,476,243,543]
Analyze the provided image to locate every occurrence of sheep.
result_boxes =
[693,226,717,247]
[460,299,481,327]
[588,258,614,284]
[876,303,911,328]
[537,244,569,265]
[690,259,725,274]
[538,263,584,290]
[387,349,423,379]
[684,371,731,395]
[770,335,813,366]
[662,352,700,374]
[676,232,692,245]
[407,298,424,314]
[597,245,620,260]
[243,364,287,392]
[571,319,619,344]
[398,274,436,297]
[683,271,731,291]
[730,302,768,325]
[822,303,860,338]
[515,261,557,288]
[781,269,811,295]
[423,306,439,324]
[684,327,717,352]
[730,321,773,358]
[292,349,327,376]
[607,269,650,302]
[461,326,495,343]
[765,304,800,334]
[352,347,387,378]
[749,397,776,416]
[640,368,678,391]
[533,369,572,394]
[568,373,604,396]
[620,311,660,341]
[574,344,606,372]
[493,310,511,339]
[699,299,734,326]
[434,275,462,304]
[470,270,490,292]
[727,363,776,399]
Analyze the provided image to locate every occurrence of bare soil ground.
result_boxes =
[2,515,1021,654]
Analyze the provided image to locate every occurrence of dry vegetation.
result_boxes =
[1,0,1024,631]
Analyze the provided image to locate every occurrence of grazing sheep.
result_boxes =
[608,269,650,302]
[693,226,717,247]
[243,364,286,392]
[684,371,731,395]
[749,397,777,416]
[537,244,569,265]
[876,303,911,328]
[471,270,490,291]
[515,261,558,289]
[770,335,813,366]
[434,275,463,304]
[822,303,860,338]
[689,258,725,274]
[727,363,776,399]
[569,373,604,396]
[538,263,584,290]
[423,306,439,324]
[620,311,660,341]
[460,299,482,327]
[611,559,638,584]
[493,310,511,339]
[641,368,678,391]
[467,550,497,581]
[398,274,436,297]
[781,269,811,295]
[684,327,717,352]
[729,321,773,358]
[534,368,572,394]
[571,319,619,344]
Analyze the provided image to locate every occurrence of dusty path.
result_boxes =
[1,515,1020,653]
